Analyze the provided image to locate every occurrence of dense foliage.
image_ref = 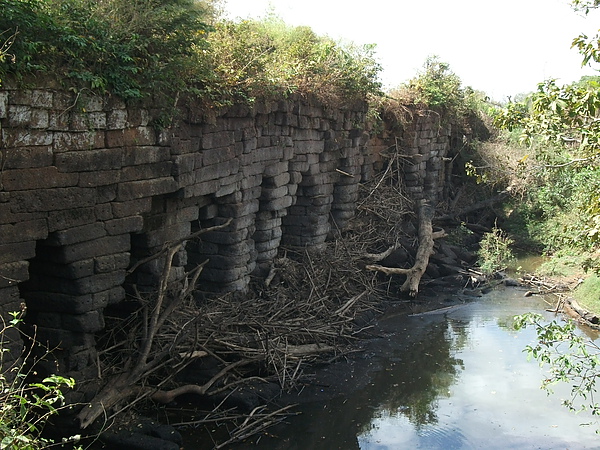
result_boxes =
[204,16,382,105]
[491,80,600,257]
[0,0,382,106]
[388,56,483,122]
[489,0,600,261]
[0,0,213,100]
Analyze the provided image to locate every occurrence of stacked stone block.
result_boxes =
[0,85,459,381]
[395,110,453,204]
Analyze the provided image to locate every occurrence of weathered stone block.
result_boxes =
[95,185,116,204]
[2,145,53,169]
[181,180,220,198]
[0,261,29,288]
[70,111,106,131]
[34,326,95,350]
[94,253,130,274]
[202,146,239,167]
[0,91,8,119]
[172,154,196,176]
[55,148,123,172]
[194,207,216,225]
[136,222,191,248]
[105,129,124,148]
[79,170,120,187]
[12,89,53,107]
[200,131,235,150]
[94,286,126,307]
[57,235,131,264]
[123,146,171,166]
[202,266,247,283]
[0,242,36,264]
[36,270,126,295]
[8,105,32,127]
[261,196,292,211]
[5,129,53,147]
[254,239,280,253]
[202,228,249,245]
[45,223,107,246]
[218,200,259,218]
[260,186,288,201]
[105,216,143,235]
[48,207,96,232]
[2,167,79,191]
[120,162,173,182]
[53,130,105,152]
[12,187,95,213]
[215,174,242,197]
[117,177,177,201]
[195,159,239,182]
[0,219,48,243]
[127,108,150,127]
[107,109,127,129]
[288,160,309,173]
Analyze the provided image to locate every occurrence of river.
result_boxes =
[221,287,600,449]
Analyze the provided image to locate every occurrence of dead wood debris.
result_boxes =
[83,143,445,447]
[366,201,446,297]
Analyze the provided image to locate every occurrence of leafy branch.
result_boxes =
[514,313,600,420]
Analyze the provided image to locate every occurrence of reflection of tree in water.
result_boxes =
[242,316,475,450]
[365,318,467,431]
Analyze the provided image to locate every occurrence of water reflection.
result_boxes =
[357,290,598,450]
[193,289,600,449]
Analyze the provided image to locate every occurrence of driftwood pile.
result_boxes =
[82,145,493,448]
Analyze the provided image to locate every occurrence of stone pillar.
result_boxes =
[20,230,131,378]
[129,196,199,294]
[194,191,259,293]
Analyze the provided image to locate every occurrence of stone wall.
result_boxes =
[0,88,457,378]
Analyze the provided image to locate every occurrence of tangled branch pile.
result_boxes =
[85,148,417,445]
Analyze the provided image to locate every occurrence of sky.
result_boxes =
[222,0,600,101]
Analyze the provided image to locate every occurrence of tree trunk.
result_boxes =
[366,202,445,297]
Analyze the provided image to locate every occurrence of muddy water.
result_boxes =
[227,288,599,449]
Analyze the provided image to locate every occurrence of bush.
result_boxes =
[0,0,212,100]
[477,226,514,274]
[203,16,382,105]
[0,312,79,450]
[0,2,381,107]
[514,313,600,425]
[389,56,483,122]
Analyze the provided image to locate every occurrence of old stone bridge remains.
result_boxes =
[0,88,461,379]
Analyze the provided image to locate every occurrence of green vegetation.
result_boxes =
[0,0,214,100]
[0,0,382,107]
[476,0,600,276]
[476,226,514,275]
[203,15,382,105]
[514,313,600,424]
[0,312,79,449]
[486,0,600,430]
[574,274,600,312]
[387,55,485,123]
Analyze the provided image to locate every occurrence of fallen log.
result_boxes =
[366,202,445,297]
